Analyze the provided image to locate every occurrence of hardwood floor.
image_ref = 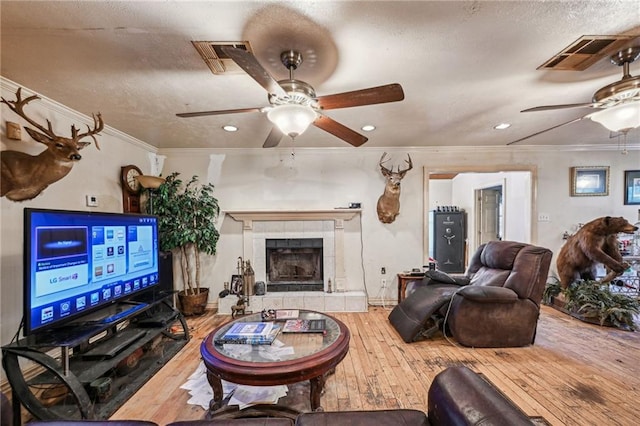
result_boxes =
[111,305,640,425]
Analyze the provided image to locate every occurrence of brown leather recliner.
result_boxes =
[389,241,553,347]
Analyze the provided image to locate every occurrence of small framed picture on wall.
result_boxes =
[624,170,640,205]
[570,166,609,197]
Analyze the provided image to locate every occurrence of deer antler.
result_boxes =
[379,152,392,173]
[379,152,413,173]
[398,154,413,173]
[71,113,104,150]
[0,87,55,137]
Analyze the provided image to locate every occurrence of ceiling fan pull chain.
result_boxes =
[620,131,628,155]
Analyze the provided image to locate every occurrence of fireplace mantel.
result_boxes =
[226,209,361,223]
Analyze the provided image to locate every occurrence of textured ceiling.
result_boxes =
[1,1,639,149]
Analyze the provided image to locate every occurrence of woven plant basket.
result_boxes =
[178,287,209,316]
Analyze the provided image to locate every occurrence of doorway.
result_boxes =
[423,166,537,267]
[476,184,504,245]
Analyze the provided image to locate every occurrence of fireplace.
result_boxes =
[221,209,367,313]
[266,238,323,292]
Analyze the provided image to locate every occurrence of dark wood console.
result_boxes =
[2,296,189,424]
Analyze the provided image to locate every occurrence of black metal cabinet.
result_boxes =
[2,298,189,424]
[430,210,467,273]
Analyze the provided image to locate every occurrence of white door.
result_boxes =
[476,186,503,245]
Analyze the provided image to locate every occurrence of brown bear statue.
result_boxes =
[556,216,638,288]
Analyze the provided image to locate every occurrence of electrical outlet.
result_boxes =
[538,213,550,222]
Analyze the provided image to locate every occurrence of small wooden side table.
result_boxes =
[397,273,425,303]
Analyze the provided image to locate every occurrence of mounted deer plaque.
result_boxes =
[1,88,103,201]
[376,152,413,224]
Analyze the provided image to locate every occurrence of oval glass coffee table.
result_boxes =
[200,310,350,419]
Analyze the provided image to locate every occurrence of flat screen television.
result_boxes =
[23,208,161,336]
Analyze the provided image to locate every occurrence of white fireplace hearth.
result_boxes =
[219,209,367,314]
[217,291,367,315]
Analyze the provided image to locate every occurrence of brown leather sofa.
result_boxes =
[164,366,533,425]
[26,422,160,425]
[25,366,534,425]
[426,365,533,425]
[389,241,553,347]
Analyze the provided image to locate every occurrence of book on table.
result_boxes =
[215,321,281,345]
[281,319,326,333]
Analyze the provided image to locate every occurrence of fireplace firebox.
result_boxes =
[266,238,323,291]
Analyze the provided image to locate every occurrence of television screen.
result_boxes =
[23,208,160,336]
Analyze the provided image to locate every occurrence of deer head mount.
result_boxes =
[1,87,104,201]
[376,152,413,224]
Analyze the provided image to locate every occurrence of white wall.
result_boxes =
[0,80,158,366]
[161,146,640,309]
[428,179,453,209]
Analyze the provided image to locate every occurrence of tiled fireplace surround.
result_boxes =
[218,210,367,314]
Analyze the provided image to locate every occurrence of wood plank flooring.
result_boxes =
[111,305,640,425]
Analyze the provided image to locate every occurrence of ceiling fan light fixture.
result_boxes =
[589,102,640,132]
[267,104,317,138]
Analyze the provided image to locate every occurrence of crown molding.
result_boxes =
[158,142,639,157]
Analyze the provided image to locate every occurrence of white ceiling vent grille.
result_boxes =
[191,41,253,75]
[538,35,637,71]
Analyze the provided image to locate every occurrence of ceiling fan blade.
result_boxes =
[221,46,287,97]
[262,126,283,148]
[313,115,368,147]
[176,107,263,118]
[507,116,587,145]
[521,102,598,112]
[316,83,404,110]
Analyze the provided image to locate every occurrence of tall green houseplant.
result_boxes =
[148,172,220,312]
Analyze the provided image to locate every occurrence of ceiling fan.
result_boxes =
[508,46,640,145]
[177,46,404,148]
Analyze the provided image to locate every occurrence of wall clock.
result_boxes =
[121,165,142,213]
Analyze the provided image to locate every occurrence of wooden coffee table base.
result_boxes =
[206,373,333,419]
[207,369,335,419]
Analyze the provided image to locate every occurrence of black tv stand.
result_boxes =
[81,328,149,359]
[2,296,189,424]
[96,301,148,325]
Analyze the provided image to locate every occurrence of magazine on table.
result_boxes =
[215,322,281,345]
[281,319,326,333]
[275,309,299,320]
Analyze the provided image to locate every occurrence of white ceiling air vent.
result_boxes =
[191,41,253,75]
[538,35,637,71]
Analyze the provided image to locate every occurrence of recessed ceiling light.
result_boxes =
[223,125,238,132]
[361,125,376,132]
[494,123,511,130]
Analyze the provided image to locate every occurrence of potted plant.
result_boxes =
[543,278,639,330]
[145,172,220,315]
